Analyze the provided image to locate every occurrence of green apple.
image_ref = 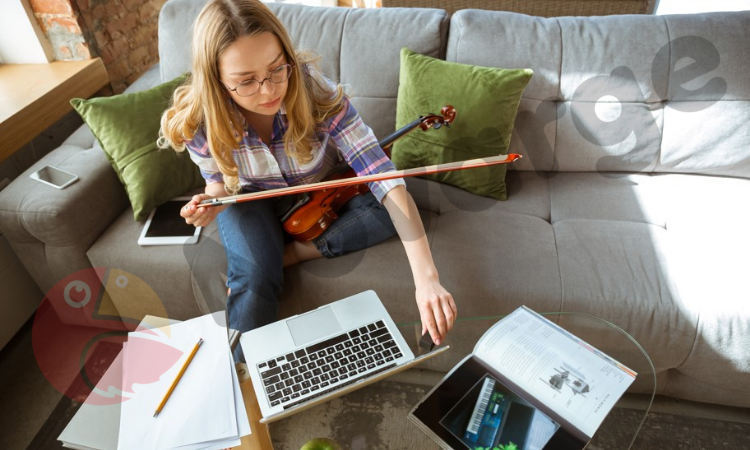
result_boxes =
[299,437,342,450]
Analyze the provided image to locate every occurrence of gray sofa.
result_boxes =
[1,1,749,408]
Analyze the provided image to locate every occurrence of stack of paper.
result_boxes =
[58,312,250,450]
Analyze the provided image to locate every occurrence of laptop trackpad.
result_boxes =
[287,306,342,346]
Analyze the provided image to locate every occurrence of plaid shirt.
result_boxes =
[185,78,404,203]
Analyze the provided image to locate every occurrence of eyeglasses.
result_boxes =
[224,63,294,97]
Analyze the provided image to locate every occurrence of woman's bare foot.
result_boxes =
[283,240,324,267]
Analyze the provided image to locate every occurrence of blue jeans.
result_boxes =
[217,191,396,362]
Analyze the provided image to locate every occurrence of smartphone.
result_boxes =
[30,166,79,189]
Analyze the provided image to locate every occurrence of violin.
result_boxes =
[280,105,457,242]
[199,105,523,242]
[379,105,457,156]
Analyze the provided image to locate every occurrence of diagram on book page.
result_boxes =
[544,363,590,397]
[533,353,600,417]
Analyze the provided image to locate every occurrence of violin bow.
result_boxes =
[199,104,521,207]
[200,153,522,207]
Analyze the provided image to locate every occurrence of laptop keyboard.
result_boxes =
[257,320,404,408]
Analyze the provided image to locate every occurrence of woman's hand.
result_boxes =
[181,194,226,227]
[382,185,458,346]
[416,279,457,346]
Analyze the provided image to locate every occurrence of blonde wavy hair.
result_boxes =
[158,0,345,195]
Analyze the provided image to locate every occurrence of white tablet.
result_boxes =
[138,197,202,246]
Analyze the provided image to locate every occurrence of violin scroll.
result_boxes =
[418,105,456,132]
[440,105,456,125]
[379,105,457,151]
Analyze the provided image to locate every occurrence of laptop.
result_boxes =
[240,290,449,423]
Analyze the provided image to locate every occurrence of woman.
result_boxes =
[159,0,456,361]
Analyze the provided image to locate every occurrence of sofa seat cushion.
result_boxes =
[546,172,750,405]
[282,203,563,372]
[86,203,226,322]
[655,174,750,402]
[554,220,696,364]
[83,164,750,404]
[405,171,750,403]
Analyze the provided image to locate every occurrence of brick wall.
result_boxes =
[29,0,91,60]
[75,0,167,93]
[29,0,167,94]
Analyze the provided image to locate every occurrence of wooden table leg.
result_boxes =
[233,363,274,450]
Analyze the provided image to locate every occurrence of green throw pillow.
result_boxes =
[391,48,533,200]
[71,74,204,221]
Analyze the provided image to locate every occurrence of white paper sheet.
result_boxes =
[171,349,251,450]
[117,312,239,450]
[230,347,251,438]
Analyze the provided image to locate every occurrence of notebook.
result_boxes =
[239,290,449,423]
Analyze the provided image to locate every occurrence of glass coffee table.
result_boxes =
[388,311,656,450]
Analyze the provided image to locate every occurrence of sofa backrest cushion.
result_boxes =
[159,0,448,139]
[447,10,750,179]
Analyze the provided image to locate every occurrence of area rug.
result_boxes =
[26,341,122,450]
[270,380,750,450]
[29,366,750,450]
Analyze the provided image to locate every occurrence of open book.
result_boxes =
[409,307,637,450]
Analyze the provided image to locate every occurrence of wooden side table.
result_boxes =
[0,58,109,163]
[235,363,275,450]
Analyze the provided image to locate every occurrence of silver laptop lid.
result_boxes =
[239,290,416,420]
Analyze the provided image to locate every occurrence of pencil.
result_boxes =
[153,337,204,418]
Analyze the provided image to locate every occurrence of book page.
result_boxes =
[474,307,636,438]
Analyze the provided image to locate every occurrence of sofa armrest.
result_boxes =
[0,143,128,293]
[0,63,163,295]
